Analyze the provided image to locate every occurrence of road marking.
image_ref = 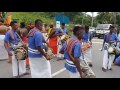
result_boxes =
[52,68,66,77]
[92,42,103,44]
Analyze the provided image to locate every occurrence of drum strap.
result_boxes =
[28,28,38,37]
[9,30,15,40]
[65,38,79,54]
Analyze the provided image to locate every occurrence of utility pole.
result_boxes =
[113,12,117,26]
[91,12,94,27]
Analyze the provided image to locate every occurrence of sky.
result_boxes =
[86,12,98,17]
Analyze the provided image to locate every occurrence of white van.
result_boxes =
[96,24,112,38]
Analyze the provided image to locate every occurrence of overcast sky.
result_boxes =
[86,12,98,17]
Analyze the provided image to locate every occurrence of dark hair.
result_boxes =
[0,19,4,23]
[35,19,43,25]
[85,25,89,30]
[44,24,47,27]
[62,23,65,26]
[109,25,115,29]
[10,21,17,26]
[73,26,84,35]
[20,22,25,28]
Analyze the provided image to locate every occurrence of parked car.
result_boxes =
[89,27,96,37]
[96,24,112,38]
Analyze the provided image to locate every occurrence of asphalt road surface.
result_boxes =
[0,38,120,78]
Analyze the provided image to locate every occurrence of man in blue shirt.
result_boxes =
[4,21,27,78]
[60,26,84,78]
[101,26,118,72]
[82,25,93,67]
[61,23,68,35]
[56,23,68,60]
[28,19,51,78]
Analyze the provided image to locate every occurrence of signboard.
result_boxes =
[55,14,69,24]
[56,21,60,28]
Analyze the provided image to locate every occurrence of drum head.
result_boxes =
[61,35,66,40]
[15,49,27,60]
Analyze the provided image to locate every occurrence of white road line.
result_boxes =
[92,42,103,44]
[52,68,66,77]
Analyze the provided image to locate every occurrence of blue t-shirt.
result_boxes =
[115,56,120,65]
[4,30,20,51]
[60,35,82,73]
[28,30,44,58]
[56,28,68,35]
[82,32,93,43]
[104,32,118,43]
[104,32,118,50]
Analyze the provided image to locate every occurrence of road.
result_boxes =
[0,38,120,78]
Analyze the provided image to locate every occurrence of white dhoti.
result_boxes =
[0,35,8,60]
[29,57,51,78]
[103,50,115,69]
[67,70,80,78]
[57,37,64,58]
[11,51,26,76]
[83,48,92,63]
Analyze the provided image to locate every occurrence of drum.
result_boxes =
[80,59,96,78]
[108,46,115,54]
[114,47,120,55]
[46,47,54,59]
[14,47,27,60]
[108,44,116,55]
[61,34,70,44]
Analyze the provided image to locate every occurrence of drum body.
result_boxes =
[14,47,27,60]
[108,46,115,54]
[46,47,54,59]
[61,34,70,44]
[80,59,96,78]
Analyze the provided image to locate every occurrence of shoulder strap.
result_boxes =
[9,30,15,40]
[28,28,38,37]
[65,38,79,54]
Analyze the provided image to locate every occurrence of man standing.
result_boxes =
[61,23,68,35]
[4,21,27,78]
[56,23,68,60]
[60,26,84,78]
[101,26,118,72]
[82,25,93,67]
[28,19,51,78]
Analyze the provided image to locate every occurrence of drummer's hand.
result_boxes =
[80,72,84,78]
[46,41,49,47]
[90,42,92,45]
[46,55,50,60]
[23,43,27,48]
[101,48,103,51]
[8,51,13,56]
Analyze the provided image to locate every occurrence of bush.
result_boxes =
[12,12,55,25]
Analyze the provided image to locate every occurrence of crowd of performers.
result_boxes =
[0,18,120,78]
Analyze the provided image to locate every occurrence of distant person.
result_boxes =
[101,26,118,72]
[61,23,68,35]
[5,12,12,26]
[48,23,58,55]
[82,25,93,67]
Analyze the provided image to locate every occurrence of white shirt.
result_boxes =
[0,35,8,60]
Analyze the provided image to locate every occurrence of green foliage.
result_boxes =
[12,12,55,25]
